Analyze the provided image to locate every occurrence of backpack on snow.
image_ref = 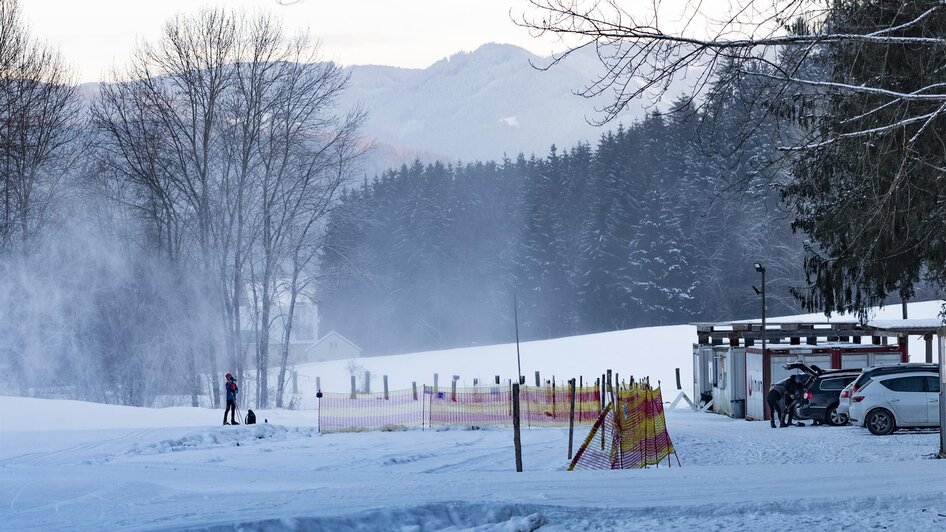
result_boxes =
[245,409,256,425]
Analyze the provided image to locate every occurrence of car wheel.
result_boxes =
[826,404,848,426]
[866,409,896,436]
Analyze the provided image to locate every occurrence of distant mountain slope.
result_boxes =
[80,43,694,172]
[342,43,678,165]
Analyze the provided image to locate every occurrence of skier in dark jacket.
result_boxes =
[224,373,239,425]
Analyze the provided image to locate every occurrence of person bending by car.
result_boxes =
[782,374,806,427]
[766,380,786,428]
[223,373,239,425]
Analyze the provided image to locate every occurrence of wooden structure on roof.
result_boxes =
[694,319,942,362]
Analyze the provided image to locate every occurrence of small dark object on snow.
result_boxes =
[245,409,257,425]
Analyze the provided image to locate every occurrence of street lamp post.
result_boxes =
[938,328,945,458]
[754,263,766,358]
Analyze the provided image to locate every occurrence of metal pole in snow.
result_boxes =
[938,328,945,458]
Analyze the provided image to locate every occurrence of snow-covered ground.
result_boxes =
[2,395,945,530]
[2,300,944,530]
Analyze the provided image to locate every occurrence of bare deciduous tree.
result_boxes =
[0,0,81,255]
[95,8,364,409]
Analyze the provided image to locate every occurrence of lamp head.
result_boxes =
[753,263,765,273]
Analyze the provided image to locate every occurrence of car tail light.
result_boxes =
[852,385,859,393]
[852,395,865,403]
[840,390,849,398]
[805,391,813,401]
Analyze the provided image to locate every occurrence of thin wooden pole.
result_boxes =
[567,378,576,460]
[513,383,523,472]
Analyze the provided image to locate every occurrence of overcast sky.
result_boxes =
[23,0,564,83]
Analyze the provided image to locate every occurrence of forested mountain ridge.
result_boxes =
[319,98,809,356]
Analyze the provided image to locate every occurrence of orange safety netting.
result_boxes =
[318,384,603,432]
[318,388,425,432]
[568,384,679,470]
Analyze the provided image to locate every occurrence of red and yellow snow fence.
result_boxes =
[568,384,679,470]
[318,384,604,432]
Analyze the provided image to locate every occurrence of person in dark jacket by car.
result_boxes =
[766,381,786,428]
[224,373,239,425]
[782,374,807,427]
[767,375,803,428]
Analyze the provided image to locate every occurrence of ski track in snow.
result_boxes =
[3,399,946,531]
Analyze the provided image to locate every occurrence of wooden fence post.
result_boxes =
[568,378,576,460]
[364,371,371,394]
[535,370,540,387]
[434,373,439,393]
[383,375,389,400]
[513,382,523,472]
[412,381,418,401]
[350,375,356,399]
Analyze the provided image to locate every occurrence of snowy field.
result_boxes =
[2,396,945,531]
[2,300,945,531]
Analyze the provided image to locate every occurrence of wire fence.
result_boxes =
[317,384,604,432]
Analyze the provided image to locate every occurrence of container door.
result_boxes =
[870,353,901,367]
[746,353,764,420]
[770,356,794,385]
[692,346,700,400]
[802,355,831,373]
[714,348,730,415]
[841,354,868,370]
[730,348,747,401]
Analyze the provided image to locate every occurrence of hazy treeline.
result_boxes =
[319,88,807,355]
[0,1,362,407]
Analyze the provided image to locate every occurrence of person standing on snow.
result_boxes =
[766,379,786,428]
[782,374,806,427]
[224,373,239,425]
[767,375,803,428]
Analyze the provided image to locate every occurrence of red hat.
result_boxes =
[226,373,232,379]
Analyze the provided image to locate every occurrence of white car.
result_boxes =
[849,369,941,435]
[837,381,854,418]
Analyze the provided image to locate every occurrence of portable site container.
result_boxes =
[693,320,913,421]
[744,343,906,421]
[692,344,713,404]
[692,344,747,417]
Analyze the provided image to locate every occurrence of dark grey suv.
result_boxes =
[784,362,860,426]
[798,371,860,425]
